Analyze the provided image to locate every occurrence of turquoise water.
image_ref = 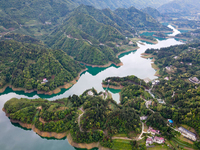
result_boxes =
[0,27,184,150]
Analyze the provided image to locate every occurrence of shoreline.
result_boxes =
[140,53,154,59]
[102,84,124,90]
[81,46,139,68]
[3,108,110,149]
[80,61,123,68]
[0,46,140,95]
[0,68,88,95]
[139,38,158,44]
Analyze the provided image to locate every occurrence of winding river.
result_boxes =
[0,26,184,150]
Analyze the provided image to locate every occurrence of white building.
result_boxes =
[87,91,94,96]
[140,116,148,121]
[146,137,153,145]
[153,136,165,144]
[189,77,200,84]
[178,127,197,141]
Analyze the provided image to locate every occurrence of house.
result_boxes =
[152,80,160,85]
[164,77,169,80]
[187,63,192,66]
[153,136,165,144]
[189,77,200,84]
[129,41,133,45]
[45,21,52,25]
[165,66,173,71]
[146,137,153,145]
[148,127,160,135]
[158,99,165,104]
[43,78,48,82]
[87,90,94,96]
[174,56,178,59]
[140,116,148,121]
[178,127,197,141]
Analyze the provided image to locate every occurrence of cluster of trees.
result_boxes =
[0,40,85,91]
[123,97,152,116]
[103,75,150,88]
[106,108,141,136]
[121,85,152,104]
[140,35,157,41]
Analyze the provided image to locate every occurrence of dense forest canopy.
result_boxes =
[0,40,85,92]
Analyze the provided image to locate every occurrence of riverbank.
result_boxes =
[3,107,111,149]
[80,61,123,68]
[0,68,88,95]
[80,46,139,68]
[102,84,124,90]
[139,38,158,44]
[140,53,154,59]
[140,53,160,77]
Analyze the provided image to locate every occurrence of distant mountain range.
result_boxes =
[73,0,173,10]
[0,2,172,67]
[158,0,200,16]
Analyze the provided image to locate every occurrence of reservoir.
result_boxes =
[0,27,183,150]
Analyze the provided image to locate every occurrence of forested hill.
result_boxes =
[45,5,128,66]
[141,7,163,20]
[0,40,85,92]
[114,7,171,31]
[45,5,172,66]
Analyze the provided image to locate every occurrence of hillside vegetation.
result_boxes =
[0,40,85,92]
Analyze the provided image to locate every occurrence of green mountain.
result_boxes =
[158,0,200,16]
[141,7,162,20]
[0,40,85,92]
[45,5,128,66]
[114,7,171,31]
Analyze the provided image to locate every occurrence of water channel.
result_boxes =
[0,25,184,150]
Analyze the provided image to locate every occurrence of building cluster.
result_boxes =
[146,136,165,146]
[146,127,165,146]
[178,127,197,141]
